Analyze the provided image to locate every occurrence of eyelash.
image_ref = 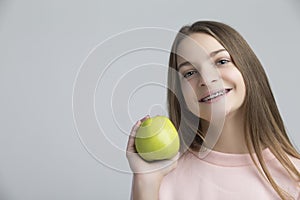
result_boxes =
[181,58,230,79]
[216,58,230,66]
[183,70,198,79]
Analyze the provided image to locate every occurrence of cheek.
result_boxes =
[180,83,201,117]
[223,68,245,87]
[234,72,246,95]
[224,68,246,99]
[180,81,200,115]
[180,80,198,102]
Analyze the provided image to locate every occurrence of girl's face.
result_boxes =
[176,33,246,121]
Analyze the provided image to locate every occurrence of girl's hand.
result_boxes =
[126,115,179,179]
[126,115,179,200]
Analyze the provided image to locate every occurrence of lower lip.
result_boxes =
[199,90,231,104]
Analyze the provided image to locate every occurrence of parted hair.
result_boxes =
[167,21,300,199]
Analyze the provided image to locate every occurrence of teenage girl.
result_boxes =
[126,21,300,200]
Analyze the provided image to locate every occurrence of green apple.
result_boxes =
[135,116,180,161]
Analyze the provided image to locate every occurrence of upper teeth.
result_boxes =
[202,90,226,102]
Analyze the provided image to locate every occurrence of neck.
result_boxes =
[202,109,248,154]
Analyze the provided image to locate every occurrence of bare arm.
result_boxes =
[131,174,162,200]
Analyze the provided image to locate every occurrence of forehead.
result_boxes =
[176,33,224,63]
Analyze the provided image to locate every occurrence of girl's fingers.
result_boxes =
[126,115,149,152]
[126,115,151,154]
[129,115,150,138]
[126,121,140,152]
[140,115,150,122]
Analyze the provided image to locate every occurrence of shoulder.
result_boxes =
[287,154,300,197]
[271,151,300,198]
[160,151,200,187]
[163,151,196,179]
[160,150,215,188]
[288,154,300,168]
[159,151,207,199]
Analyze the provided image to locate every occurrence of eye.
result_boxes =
[216,59,230,66]
[183,70,198,79]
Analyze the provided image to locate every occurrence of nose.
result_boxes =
[198,67,220,87]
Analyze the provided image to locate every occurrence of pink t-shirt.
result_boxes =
[159,148,300,199]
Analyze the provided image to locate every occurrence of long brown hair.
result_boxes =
[167,21,300,199]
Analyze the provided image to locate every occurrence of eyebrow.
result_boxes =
[210,49,227,57]
[177,49,227,70]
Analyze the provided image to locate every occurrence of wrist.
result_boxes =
[134,173,163,186]
[132,173,162,200]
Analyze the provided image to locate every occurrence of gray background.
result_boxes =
[0,0,299,199]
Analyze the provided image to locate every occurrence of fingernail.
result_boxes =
[141,115,150,121]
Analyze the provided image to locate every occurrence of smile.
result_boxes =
[199,88,232,103]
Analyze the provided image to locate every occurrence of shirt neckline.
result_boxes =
[190,148,276,167]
